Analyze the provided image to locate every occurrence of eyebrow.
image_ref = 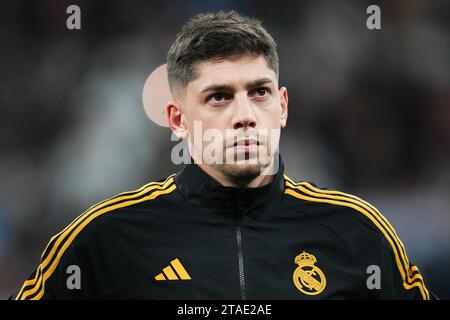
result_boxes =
[200,77,274,94]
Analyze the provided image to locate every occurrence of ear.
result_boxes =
[166,100,188,140]
[279,87,288,128]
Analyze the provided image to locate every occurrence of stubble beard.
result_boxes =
[213,148,274,187]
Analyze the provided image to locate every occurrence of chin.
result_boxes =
[216,161,268,185]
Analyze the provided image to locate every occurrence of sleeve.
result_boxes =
[350,195,431,300]
[384,243,430,300]
[13,218,108,300]
[13,237,85,299]
[362,217,431,300]
[335,193,431,300]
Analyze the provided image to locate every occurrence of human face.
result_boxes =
[167,54,288,186]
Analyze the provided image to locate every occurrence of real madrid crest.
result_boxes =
[292,251,326,295]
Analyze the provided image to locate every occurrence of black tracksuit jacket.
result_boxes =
[13,156,430,299]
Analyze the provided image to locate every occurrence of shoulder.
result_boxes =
[71,173,179,238]
[282,175,402,264]
[44,173,179,260]
[283,174,392,242]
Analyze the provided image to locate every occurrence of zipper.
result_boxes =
[236,192,246,300]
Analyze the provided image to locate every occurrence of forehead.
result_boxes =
[188,55,277,91]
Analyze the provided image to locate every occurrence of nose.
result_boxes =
[231,93,257,130]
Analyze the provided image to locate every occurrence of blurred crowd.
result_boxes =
[0,0,449,298]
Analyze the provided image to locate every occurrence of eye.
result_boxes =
[211,93,226,101]
[252,87,271,98]
[257,88,268,96]
[207,92,231,104]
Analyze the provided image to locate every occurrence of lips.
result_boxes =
[233,139,259,147]
[229,139,261,154]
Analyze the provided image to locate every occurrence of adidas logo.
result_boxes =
[155,258,191,281]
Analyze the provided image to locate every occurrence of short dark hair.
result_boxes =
[167,11,279,97]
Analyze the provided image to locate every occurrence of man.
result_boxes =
[13,11,430,300]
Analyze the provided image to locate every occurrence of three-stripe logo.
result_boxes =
[155,258,191,281]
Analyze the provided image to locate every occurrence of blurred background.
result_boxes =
[0,0,448,299]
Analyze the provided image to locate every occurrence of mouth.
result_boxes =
[230,139,261,153]
[233,139,259,147]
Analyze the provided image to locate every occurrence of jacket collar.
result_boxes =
[175,155,286,219]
